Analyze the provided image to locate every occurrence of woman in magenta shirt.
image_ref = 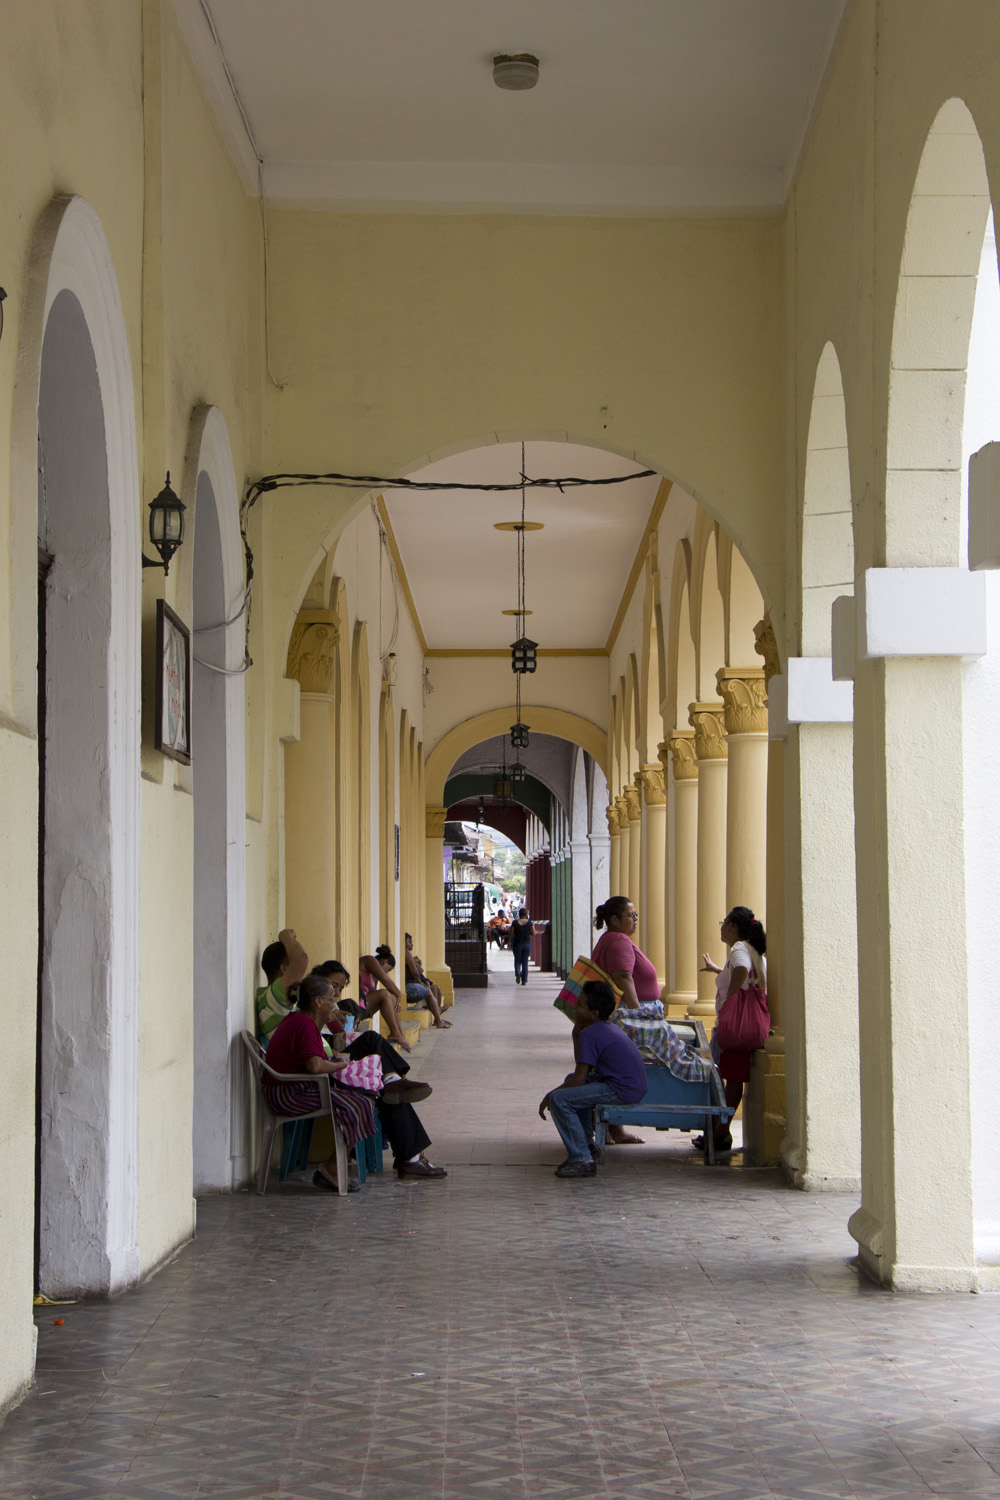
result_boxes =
[591,894,663,1145]
[592,896,664,1018]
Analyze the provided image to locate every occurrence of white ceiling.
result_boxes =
[382,441,661,650]
[171,0,848,214]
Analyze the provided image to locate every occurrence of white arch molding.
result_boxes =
[183,406,249,1192]
[20,197,141,1296]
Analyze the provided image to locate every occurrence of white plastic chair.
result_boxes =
[242,1031,350,1196]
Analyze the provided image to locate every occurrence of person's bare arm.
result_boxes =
[278,928,308,987]
[726,965,749,999]
[362,954,401,1000]
[304,1053,348,1074]
[611,970,639,1010]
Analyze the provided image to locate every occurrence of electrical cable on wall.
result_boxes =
[237,461,656,673]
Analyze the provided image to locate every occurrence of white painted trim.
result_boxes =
[29,197,141,1295]
[264,159,785,216]
[786,657,854,724]
[858,568,986,659]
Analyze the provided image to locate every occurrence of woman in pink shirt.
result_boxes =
[591,895,663,1144]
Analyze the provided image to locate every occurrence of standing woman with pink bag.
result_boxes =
[699,907,768,1154]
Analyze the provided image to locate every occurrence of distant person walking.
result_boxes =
[510,908,534,986]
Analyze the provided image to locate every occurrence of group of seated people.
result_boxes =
[486,914,511,948]
[255,927,450,1190]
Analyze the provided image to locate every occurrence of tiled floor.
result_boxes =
[5,957,1000,1499]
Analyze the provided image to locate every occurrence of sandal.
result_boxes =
[313,1169,360,1194]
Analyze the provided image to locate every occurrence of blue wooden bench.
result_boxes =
[594,1054,734,1164]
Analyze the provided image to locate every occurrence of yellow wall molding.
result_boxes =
[425,706,608,801]
[605,478,672,655]
[376,496,428,655]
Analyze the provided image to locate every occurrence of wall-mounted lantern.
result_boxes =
[142,472,186,575]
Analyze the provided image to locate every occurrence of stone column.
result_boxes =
[589,826,611,923]
[665,730,698,1015]
[424,805,453,1007]
[689,702,727,1018]
[283,614,338,957]
[606,803,621,897]
[614,794,631,900]
[639,763,667,989]
[625,780,643,931]
[570,838,593,964]
[716,667,769,922]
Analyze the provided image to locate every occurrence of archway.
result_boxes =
[29,198,141,1296]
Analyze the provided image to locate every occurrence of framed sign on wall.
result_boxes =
[154,599,192,765]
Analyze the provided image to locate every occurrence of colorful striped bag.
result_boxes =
[553,956,622,1021]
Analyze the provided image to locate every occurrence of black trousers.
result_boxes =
[340,1030,431,1164]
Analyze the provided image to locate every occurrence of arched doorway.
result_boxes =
[29,198,141,1297]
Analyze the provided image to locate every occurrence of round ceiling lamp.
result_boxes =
[493,53,539,91]
[494,521,544,532]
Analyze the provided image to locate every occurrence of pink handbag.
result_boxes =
[716,980,770,1052]
[334,1054,383,1092]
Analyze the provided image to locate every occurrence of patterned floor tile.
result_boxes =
[4,968,1000,1500]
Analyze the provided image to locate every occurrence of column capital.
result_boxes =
[623,784,642,823]
[716,667,768,736]
[688,702,728,761]
[286,609,340,694]
[753,613,782,688]
[614,793,630,826]
[425,805,448,838]
[605,802,620,836]
[662,732,698,781]
[639,763,666,806]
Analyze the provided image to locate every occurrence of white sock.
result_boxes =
[409,1153,422,1163]
[384,1072,402,1084]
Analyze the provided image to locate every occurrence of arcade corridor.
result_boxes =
[4,969,1000,1500]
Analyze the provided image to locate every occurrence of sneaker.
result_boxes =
[554,1159,597,1179]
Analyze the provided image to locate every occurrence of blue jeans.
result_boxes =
[548,1080,622,1162]
[513,947,529,984]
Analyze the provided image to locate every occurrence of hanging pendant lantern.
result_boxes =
[493,772,513,803]
[511,635,538,674]
[510,721,530,750]
[510,761,526,784]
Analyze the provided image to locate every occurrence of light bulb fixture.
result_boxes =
[142,471,186,575]
[493,53,539,91]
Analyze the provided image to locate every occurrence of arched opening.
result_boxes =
[32,200,141,1297]
[187,409,248,1194]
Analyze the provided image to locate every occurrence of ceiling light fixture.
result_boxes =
[493,53,539,91]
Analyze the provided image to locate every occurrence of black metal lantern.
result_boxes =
[510,721,530,750]
[493,772,513,803]
[510,761,526,784]
[511,635,538,674]
[142,472,186,575]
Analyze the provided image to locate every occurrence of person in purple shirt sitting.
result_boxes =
[539,981,648,1179]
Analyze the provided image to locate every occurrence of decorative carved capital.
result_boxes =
[754,614,781,688]
[426,805,448,839]
[287,610,340,694]
[606,803,620,837]
[664,731,698,781]
[614,794,630,827]
[716,667,768,736]
[639,764,666,806]
[688,702,728,761]
[624,784,642,823]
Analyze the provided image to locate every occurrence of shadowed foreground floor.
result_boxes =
[4,955,1000,1499]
